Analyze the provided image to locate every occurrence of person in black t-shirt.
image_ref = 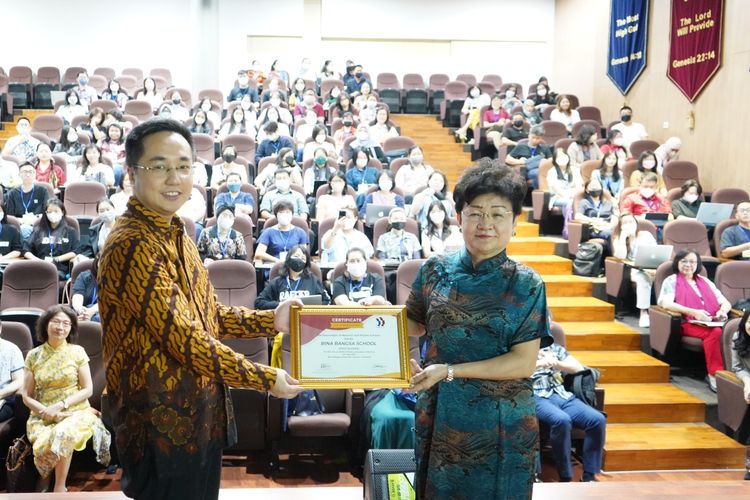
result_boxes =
[255,245,330,310]
[331,247,388,305]
[0,203,23,263]
[5,162,50,240]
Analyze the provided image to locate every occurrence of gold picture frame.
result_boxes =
[289,305,411,389]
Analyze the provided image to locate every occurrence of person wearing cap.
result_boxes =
[196,204,248,265]
[228,70,259,106]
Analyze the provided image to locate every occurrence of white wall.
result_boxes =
[3,0,557,100]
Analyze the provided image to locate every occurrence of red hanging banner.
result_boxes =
[667,0,724,102]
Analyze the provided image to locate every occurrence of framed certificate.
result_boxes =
[290,305,412,389]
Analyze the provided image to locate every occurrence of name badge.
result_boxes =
[0,241,9,247]
[279,251,288,261]
[41,237,50,244]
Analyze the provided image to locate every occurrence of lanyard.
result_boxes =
[286,276,301,292]
[349,278,363,293]
[278,229,292,251]
[89,285,98,307]
[21,188,34,214]
[217,234,229,258]
[47,229,56,256]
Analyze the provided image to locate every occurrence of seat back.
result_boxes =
[376,73,400,90]
[77,321,105,410]
[715,261,750,308]
[577,106,603,125]
[714,219,738,257]
[455,74,476,87]
[223,134,256,165]
[149,68,172,85]
[63,181,108,216]
[396,259,425,304]
[198,88,224,106]
[372,217,420,248]
[477,81,496,96]
[123,100,154,122]
[402,74,425,90]
[499,82,524,98]
[571,119,602,138]
[481,74,503,88]
[720,318,742,369]
[536,158,555,192]
[550,322,566,347]
[662,160,699,191]
[8,66,32,84]
[428,74,450,91]
[204,214,255,261]
[1,322,34,357]
[711,188,749,208]
[382,136,416,154]
[629,140,660,160]
[443,81,468,101]
[116,75,139,96]
[32,115,64,142]
[662,219,711,257]
[36,66,61,85]
[0,260,59,310]
[579,159,601,183]
[191,133,215,164]
[539,120,567,145]
[93,67,116,81]
[206,260,257,307]
[88,75,107,95]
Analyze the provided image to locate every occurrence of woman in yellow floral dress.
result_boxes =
[22,305,110,492]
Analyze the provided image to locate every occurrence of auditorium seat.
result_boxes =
[395,259,425,305]
[123,100,154,122]
[715,317,750,442]
[0,260,59,336]
[439,81,468,124]
[648,261,708,362]
[576,106,603,126]
[149,68,172,86]
[170,86,193,108]
[555,138,574,153]
[62,66,87,86]
[268,260,322,282]
[662,160,699,191]
[62,259,95,305]
[620,159,638,186]
[88,75,108,96]
[713,219,738,259]
[372,217,419,248]
[715,261,750,313]
[539,120,567,146]
[481,74,503,89]
[344,156,383,173]
[456,74,477,87]
[388,157,409,178]
[207,259,257,307]
[428,73,449,114]
[320,78,344,101]
[222,134,256,168]
[579,159,601,183]
[192,132,216,165]
[198,88,224,107]
[204,214,254,260]
[710,188,749,209]
[315,183,356,203]
[571,119,602,139]
[77,321,106,411]
[542,106,555,121]
[93,67,116,81]
[376,73,400,91]
[64,181,108,216]
[115,74,139,96]
[477,81,496,96]
[382,136,416,156]
[89,98,117,113]
[8,66,32,108]
[215,182,259,226]
[629,140,660,160]
[402,73,425,90]
[32,114,64,142]
[256,155,278,179]
[33,66,61,109]
[662,219,718,274]
[530,158,562,235]
[378,88,402,113]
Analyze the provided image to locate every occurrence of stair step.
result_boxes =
[571,350,670,383]
[506,237,556,255]
[514,222,539,237]
[513,255,572,275]
[600,383,706,423]
[540,275,593,297]
[604,423,746,471]
[556,321,641,350]
[547,297,614,322]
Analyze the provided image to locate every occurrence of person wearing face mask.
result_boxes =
[227,70,260,106]
[360,170,405,223]
[165,91,190,122]
[195,98,222,130]
[53,125,85,167]
[303,147,337,197]
[482,95,511,151]
[23,199,79,280]
[34,143,66,192]
[79,198,118,260]
[368,106,399,147]
[213,172,255,218]
[521,99,543,126]
[357,95,379,124]
[546,149,582,213]
[395,146,434,200]
[316,172,356,222]
[621,172,671,219]
[533,81,556,109]
[254,121,295,167]
[303,126,336,165]
[189,110,213,135]
[348,125,387,166]
[332,247,387,306]
[255,147,303,195]
[501,86,523,114]
[0,203,23,266]
[574,179,617,244]
[345,64,371,94]
[375,207,422,264]
[333,112,357,158]
[256,201,309,263]
[196,204,248,265]
[2,117,41,163]
[629,151,667,196]
[611,105,648,149]
[260,78,289,104]
[211,145,248,190]
[654,136,682,172]
[259,169,309,221]
[671,180,704,220]
[499,113,530,149]
[255,245,330,310]
[599,129,628,160]
[74,71,98,108]
[56,89,88,125]
[323,85,341,111]
[321,204,373,264]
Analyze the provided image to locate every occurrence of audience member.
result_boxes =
[549,95,580,133]
[356,94,379,124]
[730,310,750,410]
[53,125,85,165]
[288,78,308,108]
[255,147,303,194]
[591,151,624,199]
[23,198,79,280]
[71,144,114,187]
[255,122,295,167]
[410,170,456,229]
[654,136,682,172]
[574,178,616,243]
[331,92,356,120]
[500,113,530,149]
[255,200,309,262]
[599,129,628,160]
[259,169,308,221]
[333,112,357,157]
[77,107,107,143]
[227,70,260,105]
[218,107,255,141]
[1,117,41,162]
[533,82,556,109]
[369,106,399,146]
[502,87,523,113]
[137,77,162,112]
[719,201,750,260]
[34,143,66,191]
[71,267,100,322]
[454,86,491,143]
[211,145,248,189]
[348,124,386,165]
[0,204,23,264]
[319,59,341,80]
[567,124,602,169]
[611,105,648,149]
[629,151,667,196]
[164,90,190,122]
[421,200,460,258]
[546,148,582,215]
[101,79,128,109]
[332,247,387,305]
[55,90,87,125]
[302,125,336,162]
[360,170,405,221]
[345,65,371,94]
[79,198,118,259]
[672,180,703,220]
[73,71,98,107]
[506,124,553,188]
[297,58,318,82]
[522,99,543,125]
[395,146,433,200]
[196,204,248,264]
[213,172,255,218]
[98,123,125,184]
[196,97,221,130]
[255,245,331,309]
[375,207,422,262]
[320,205,374,264]
[0,321,24,423]
[5,162,49,239]
[621,172,671,218]
[303,148,337,196]
[293,89,325,122]
[612,214,657,327]
[483,95,511,152]
[316,171,356,222]
[175,186,207,235]
[189,110,212,135]
[109,170,133,215]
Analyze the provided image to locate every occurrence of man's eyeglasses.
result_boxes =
[462,209,514,225]
[133,164,193,179]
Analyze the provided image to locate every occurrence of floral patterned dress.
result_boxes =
[406,249,551,499]
[25,341,110,478]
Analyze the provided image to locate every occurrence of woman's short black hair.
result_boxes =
[734,309,750,359]
[671,248,703,277]
[273,199,294,215]
[64,89,80,105]
[125,118,194,169]
[354,148,371,163]
[282,244,311,278]
[36,304,78,344]
[575,124,597,146]
[453,158,527,215]
[636,150,658,172]
[326,170,346,194]
[680,179,703,196]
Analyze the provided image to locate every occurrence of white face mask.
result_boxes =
[218,216,234,231]
[640,188,655,199]
[429,211,445,225]
[277,212,293,226]
[276,179,290,192]
[379,180,392,191]
[47,212,63,225]
[613,137,624,147]
[642,159,656,170]
[683,193,699,204]
[315,134,325,144]
[356,158,368,168]
[347,262,367,279]
[343,218,356,230]
[357,131,369,142]
[470,89,480,98]
[537,88,547,96]
[506,89,516,98]
[99,210,116,223]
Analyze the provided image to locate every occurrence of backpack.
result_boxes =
[572,241,603,277]
[564,367,602,409]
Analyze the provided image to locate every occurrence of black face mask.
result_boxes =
[287,257,306,273]
[285,156,296,167]
[390,221,405,231]
[588,189,603,198]
[343,121,353,127]
[621,114,632,123]
[223,153,236,163]
[513,120,524,128]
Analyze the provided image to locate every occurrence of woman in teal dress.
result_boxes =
[406,159,551,499]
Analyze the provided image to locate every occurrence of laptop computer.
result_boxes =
[299,294,323,305]
[365,204,395,225]
[644,212,669,227]
[633,244,674,269]
[695,202,733,227]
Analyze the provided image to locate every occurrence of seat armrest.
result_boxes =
[649,305,682,356]
[594,387,605,412]
[604,257,625,298]
[346,388,365,419]
[531,190,548,221]
[715,370,750,432]
[568,222,584,256]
